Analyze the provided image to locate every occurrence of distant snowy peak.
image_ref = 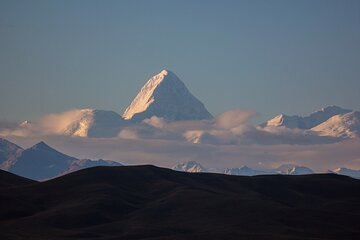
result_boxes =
[275,164,314,175]
[264,106,352,129]
[224,165,313,176]
[19,120,31,127]
[122,70,213,121]
[311,111,360,138]
[224,166,268,176]
[288,166,314,175]
[172,161,207,173]
[64,109,126,138]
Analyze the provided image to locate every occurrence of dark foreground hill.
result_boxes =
[0,166,360,240]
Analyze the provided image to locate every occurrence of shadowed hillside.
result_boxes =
[0,166,360,240]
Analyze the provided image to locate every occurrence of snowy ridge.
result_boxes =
[311,111,360,138]
[172,162,318,176]
[172,161,207,173]
[275,164,314,175]
[224,166,269,176]
[264,106,351,129]
[122,70,213,121]
[224,165,314,176]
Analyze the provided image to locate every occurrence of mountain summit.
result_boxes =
[122,70,213,121]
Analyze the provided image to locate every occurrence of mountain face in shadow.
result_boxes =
[0,138,122,181]
[8,141,77,180]
[1,165,359,240]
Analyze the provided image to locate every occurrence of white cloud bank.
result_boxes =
[0,109,92,137]
[1,109,358,172]
[1,109,342,145]
[121,110,339,145]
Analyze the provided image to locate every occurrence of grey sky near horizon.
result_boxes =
[1,0,359,123]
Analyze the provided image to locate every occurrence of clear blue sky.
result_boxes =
[1,0,359,123]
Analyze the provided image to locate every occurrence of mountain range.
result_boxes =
[3,69,358,142]
[173,160,359,178]
[224,166,270,176]
[2,138,359,180]
[263,106,352,129]
[263,106,360,138]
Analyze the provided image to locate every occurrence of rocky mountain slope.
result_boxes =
[0,138,121,180]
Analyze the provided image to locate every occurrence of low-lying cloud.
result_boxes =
[1,109,358,172]
[131,110,338,145]
[0,109,94,137]
[0,109,341,146]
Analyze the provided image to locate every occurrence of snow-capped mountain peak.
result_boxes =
[275,164,314,175]
[122,70,173,120]
[265,114,303,129]
[122,70,213,121]
[19,120,31,127]
[172,161,207,173]
[288,166,314,175]
[224,166,268,176]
